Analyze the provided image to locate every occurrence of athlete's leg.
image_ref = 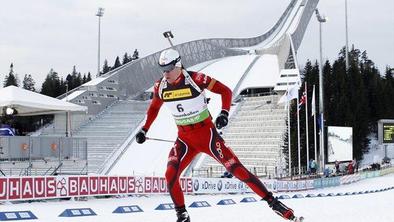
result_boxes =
[205,127,295,220]
[165,137,197,209]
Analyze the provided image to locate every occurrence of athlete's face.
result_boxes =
[163,67,182,84]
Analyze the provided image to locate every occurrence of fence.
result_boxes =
[0,136,87,161]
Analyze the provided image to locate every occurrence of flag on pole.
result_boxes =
[298,87,306,110]
[278,83,299,104]
[304,82,310,171]
[311,85,316,116]
[317,114,321,130]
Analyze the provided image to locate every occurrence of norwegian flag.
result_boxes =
[298,85,307,110]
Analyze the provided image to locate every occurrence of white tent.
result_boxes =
[0,86,87,116]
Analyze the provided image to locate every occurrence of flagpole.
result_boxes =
[286,75,292,177]
[287,97,291,176]
[278,82,299,177]
[297,90,301,175]
[313,85,318,163]
[305,83,309,171]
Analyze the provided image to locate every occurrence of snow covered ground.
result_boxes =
[2,173,393,222]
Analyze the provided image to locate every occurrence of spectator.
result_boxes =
[308,159,312,174]
[347,162,354,174]
[382,157,390,164]
[370,163,381,170]
[335,160,340,174]
[310,159,317,174]
[221,171,233,178]
[339,163,347,173]
[323,167,331,177]
[352,159,358,173]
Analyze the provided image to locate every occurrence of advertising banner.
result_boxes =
[275,180,314,192]
[0,171,377,201]
[192,178,250,194]
[0,176,193,201]
[340,174,361,184]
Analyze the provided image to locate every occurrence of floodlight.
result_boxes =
[5,107,17,115]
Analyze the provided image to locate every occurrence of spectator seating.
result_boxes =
[195,95,287,178]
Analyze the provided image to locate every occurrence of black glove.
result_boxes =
[215,110,229,129]
[136,128,147,144]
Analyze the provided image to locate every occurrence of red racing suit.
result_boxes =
[142,71,271,209]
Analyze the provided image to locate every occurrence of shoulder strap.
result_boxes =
[158,78,167,100]
[158,70,203,99]
[182,69,202,94]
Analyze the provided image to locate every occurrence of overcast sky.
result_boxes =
[0,0,393,89]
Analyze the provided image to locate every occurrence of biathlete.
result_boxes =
[136,48,297,222]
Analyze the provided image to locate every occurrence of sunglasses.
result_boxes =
[158,57,181,73]
[159,62,177,73]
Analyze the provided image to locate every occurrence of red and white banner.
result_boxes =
[0,173,363,201]
[0,176,193,201]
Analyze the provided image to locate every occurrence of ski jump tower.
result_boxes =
[58,0,319,117]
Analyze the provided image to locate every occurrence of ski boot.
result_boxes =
[265,195,295,220]
[176,206,190,222]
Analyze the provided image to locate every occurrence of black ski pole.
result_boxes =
[146,137,175,143]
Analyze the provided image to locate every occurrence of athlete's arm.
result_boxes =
[142,82,164,131]
[208,80,232,112]
[192,72,232,112]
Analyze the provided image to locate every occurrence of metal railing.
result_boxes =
[0,136,87,176]
[0,136,87,161]
[192,165,275,178]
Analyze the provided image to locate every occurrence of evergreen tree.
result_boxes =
[70,66,78,90]
[3,63,19,87]
[22,74,36,91]
[64,66,84,90]
[82,73,87,83]
[66,74,73,89]
[375,74,387,119]
[59,77,67,95]
[281,118,290,172]
[285,46,393,171]
[289,100,299,172]
[360,51,380,125]
[122,52,131,64]
[384,66,393,81]
[102,59,111,75]
[348,47,370,159]
[40,69,63,97]
[132,49,139,60]
[301,60,320,168]
[381,66,394,119]
[87,72,92,82]
[112,56,121,70]
[131,49,139,60]
[76,72,82,87]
